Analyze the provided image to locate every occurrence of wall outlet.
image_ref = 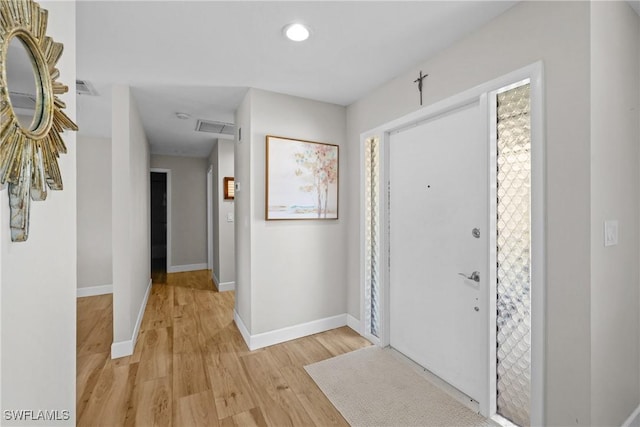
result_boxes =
[604,220,618,247]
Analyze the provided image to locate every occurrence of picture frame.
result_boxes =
[266,135,339,220]
[223,177,235,200]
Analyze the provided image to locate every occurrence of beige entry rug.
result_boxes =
[304,346,495,427]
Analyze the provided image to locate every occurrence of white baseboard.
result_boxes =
[168,263,208,273]
[622,403,640,427]
[218,281,235,292]
[234,310,251,349]
[77,284,113,298]
[111,339,133,360]
[111,278,152,359]
[213,272,235,292]
[346,314,362,334]
[233,311,347,351]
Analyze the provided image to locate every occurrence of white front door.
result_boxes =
[389,99,488,403]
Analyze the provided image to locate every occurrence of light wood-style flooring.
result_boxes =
[77,270,371,426]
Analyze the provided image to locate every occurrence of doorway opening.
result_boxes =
[361,63,544,425]
[150,171,168,281]
[388,97,488,409]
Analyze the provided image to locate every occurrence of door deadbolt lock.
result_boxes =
[472,228,480,238]
[458,271,480,282]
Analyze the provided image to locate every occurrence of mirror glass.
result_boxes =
[6,36,40,130]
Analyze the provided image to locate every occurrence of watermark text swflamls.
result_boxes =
[4,409,71,422]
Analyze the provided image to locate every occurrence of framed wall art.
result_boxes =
[266,135,338,220]
[223,176,234,200]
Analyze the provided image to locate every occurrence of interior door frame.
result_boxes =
[150,168,172,272]
[207,165,214,273]
[359,62,545,423]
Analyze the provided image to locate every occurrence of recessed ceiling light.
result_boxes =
[175,112,191,120]
[283,23,310,42]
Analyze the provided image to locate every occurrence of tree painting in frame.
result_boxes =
[266,135,339,220]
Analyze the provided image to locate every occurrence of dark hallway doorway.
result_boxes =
[150,172,167,279]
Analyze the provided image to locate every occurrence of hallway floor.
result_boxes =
[76,270,371,426]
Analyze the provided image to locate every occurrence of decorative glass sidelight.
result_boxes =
[364,137,381,337]
[496,83,532,427]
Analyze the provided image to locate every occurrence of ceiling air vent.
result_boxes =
[195,119,235,136]
[76,79,99,96]
[8,92,36,110]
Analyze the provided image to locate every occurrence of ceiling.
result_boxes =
[76,1,520,158]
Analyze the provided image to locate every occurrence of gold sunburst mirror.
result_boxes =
[0,0,77,241]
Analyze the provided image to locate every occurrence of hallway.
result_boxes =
[76,270,371,426]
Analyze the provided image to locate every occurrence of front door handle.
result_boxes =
[458,271,480,282]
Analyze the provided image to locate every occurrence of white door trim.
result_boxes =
[207,165,213,272]
[150,168,172,272]
[359,61,545,423]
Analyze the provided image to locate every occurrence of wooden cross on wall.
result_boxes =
[413,70,429,106]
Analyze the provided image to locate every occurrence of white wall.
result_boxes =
[209,143,219,277]
[346,2,591,425]
[217,140,235,286]
[208,140,236,288]
[234,93,252,327]
[0,1,77,423]
[150,155,207,270]
[590,2,640,425]
[236,88,347,335]
[112,85,151,356]
[77,136,112,290]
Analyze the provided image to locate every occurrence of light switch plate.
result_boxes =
[604,220,618,247]
[226,212,234,223]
